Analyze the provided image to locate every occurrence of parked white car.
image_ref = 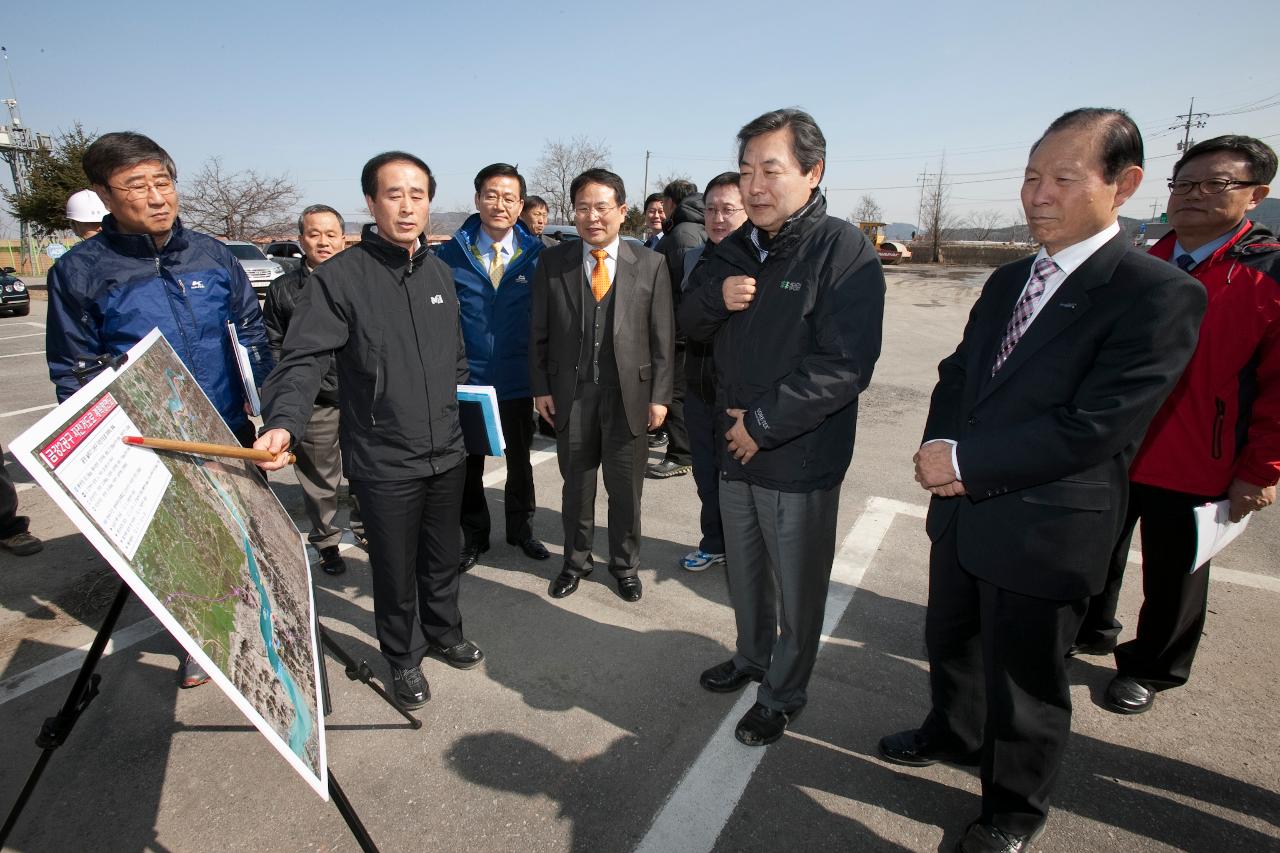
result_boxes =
[224,240,284,297]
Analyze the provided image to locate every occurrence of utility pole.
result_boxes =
[1149,200,1160,221]
[0,48,51,275]
[642,150,650,198]
[1170,97,1209,153]
[915,166,930,238]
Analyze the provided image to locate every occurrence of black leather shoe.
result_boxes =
[1067,637,1116,657]
[1104,675,1155,714]
[549,568,586,599]
[429,639,485,670]
[616,576,642,602]
[954,819,1043,852]
[648,430,669,449]
[508,537,551,560]
[392,665,430,709]
[319,545,347,576]
[459,541,489,573]
[700,659,765,693]
[878,729,980,767]
[646,459,692,479]
[734,702,801,746]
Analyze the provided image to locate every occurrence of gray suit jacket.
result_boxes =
[530,238,674,436]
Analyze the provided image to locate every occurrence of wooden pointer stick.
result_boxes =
[122,435,295,465]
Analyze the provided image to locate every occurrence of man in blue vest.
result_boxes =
[437,163,548,572]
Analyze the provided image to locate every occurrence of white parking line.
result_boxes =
[0,617,165,706]
[0,349,43,359]
[1,403,56,418]
[0,332,44,341]
[636,496,922,853]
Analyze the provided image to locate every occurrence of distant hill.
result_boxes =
[883,222,918,241]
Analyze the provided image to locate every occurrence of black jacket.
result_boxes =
[683,240,718,403]
[679,192,885,492]
[261,225,468,481]
[657,193,706,310]
[261,266,339,406]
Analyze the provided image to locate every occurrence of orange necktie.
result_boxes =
[590,248,611,302]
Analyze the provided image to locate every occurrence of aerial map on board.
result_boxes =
[9,329,327,798]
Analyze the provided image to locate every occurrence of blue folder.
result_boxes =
[457,385,505,457]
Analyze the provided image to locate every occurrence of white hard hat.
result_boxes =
[66,189,108,224]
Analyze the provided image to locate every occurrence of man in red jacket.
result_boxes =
[1075,135,1280,715]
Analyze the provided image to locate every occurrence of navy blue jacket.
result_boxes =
[46,215,273,432]
[435,215,542,400]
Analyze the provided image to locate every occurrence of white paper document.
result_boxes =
[227,321,262,416]
[40,392,171,559]
[1191,500,1250,573]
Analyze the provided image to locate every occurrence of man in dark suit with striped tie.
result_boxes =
[878,108,1206,852]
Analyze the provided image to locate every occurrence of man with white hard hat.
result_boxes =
[65,189,108,240]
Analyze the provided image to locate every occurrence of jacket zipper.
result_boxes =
[371,363,381,426]
[158,255,196,367]
[1212,398,1226,459]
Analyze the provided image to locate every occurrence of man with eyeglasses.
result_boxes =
[46,131,273,689]
[677,171,748,572]
[435,163,548,572]
[1075,134,1280,716]
[531,168,674,602]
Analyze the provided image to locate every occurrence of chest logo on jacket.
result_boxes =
[779,279,803,292]
[430,294,444,305]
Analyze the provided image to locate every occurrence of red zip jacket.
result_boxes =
[1130,220,1280,494]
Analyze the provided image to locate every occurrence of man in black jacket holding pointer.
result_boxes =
[256,152,483,711]
[679,108,885,747]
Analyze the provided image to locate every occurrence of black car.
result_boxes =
[264,240,304,273]
[0,267,30,317]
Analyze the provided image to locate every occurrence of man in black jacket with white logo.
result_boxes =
[679,109,885,747]
[256,152,482,710]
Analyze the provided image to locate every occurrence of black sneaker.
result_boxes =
[392,665,430,709]
[646,459,692,479]
[319,546,347,575]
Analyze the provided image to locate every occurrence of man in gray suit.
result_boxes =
[531,168,674,602]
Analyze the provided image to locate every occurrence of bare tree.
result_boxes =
[652,170,693,196]
[532,136,612,224]
[181,157,302,241]
[1008,205,1032,243]
[918,159,957,263]
[851,194,883,223]
[964,209,1005,242]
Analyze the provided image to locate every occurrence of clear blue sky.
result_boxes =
[4,0,1278,232]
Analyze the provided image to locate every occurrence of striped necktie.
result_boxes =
[489,245,505,288]
[590,249,611,301]
[992,256,1059,375]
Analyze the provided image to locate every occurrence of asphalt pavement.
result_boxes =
[1,269,1277,852]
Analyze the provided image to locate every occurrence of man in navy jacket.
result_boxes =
[436,163,548,570]
[46,131,273,689]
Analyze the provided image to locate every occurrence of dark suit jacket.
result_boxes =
[530,238,675,436]
[924,232,1206,600]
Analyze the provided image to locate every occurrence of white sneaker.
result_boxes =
[681,549,726,572]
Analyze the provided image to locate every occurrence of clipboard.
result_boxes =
[458,384,505,457]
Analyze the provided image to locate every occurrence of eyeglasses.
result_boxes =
[481,191,521,207]
[109,178,177,201]
[574,203,619,218]
[706,205,744,220]
[1167,178,1261,196]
